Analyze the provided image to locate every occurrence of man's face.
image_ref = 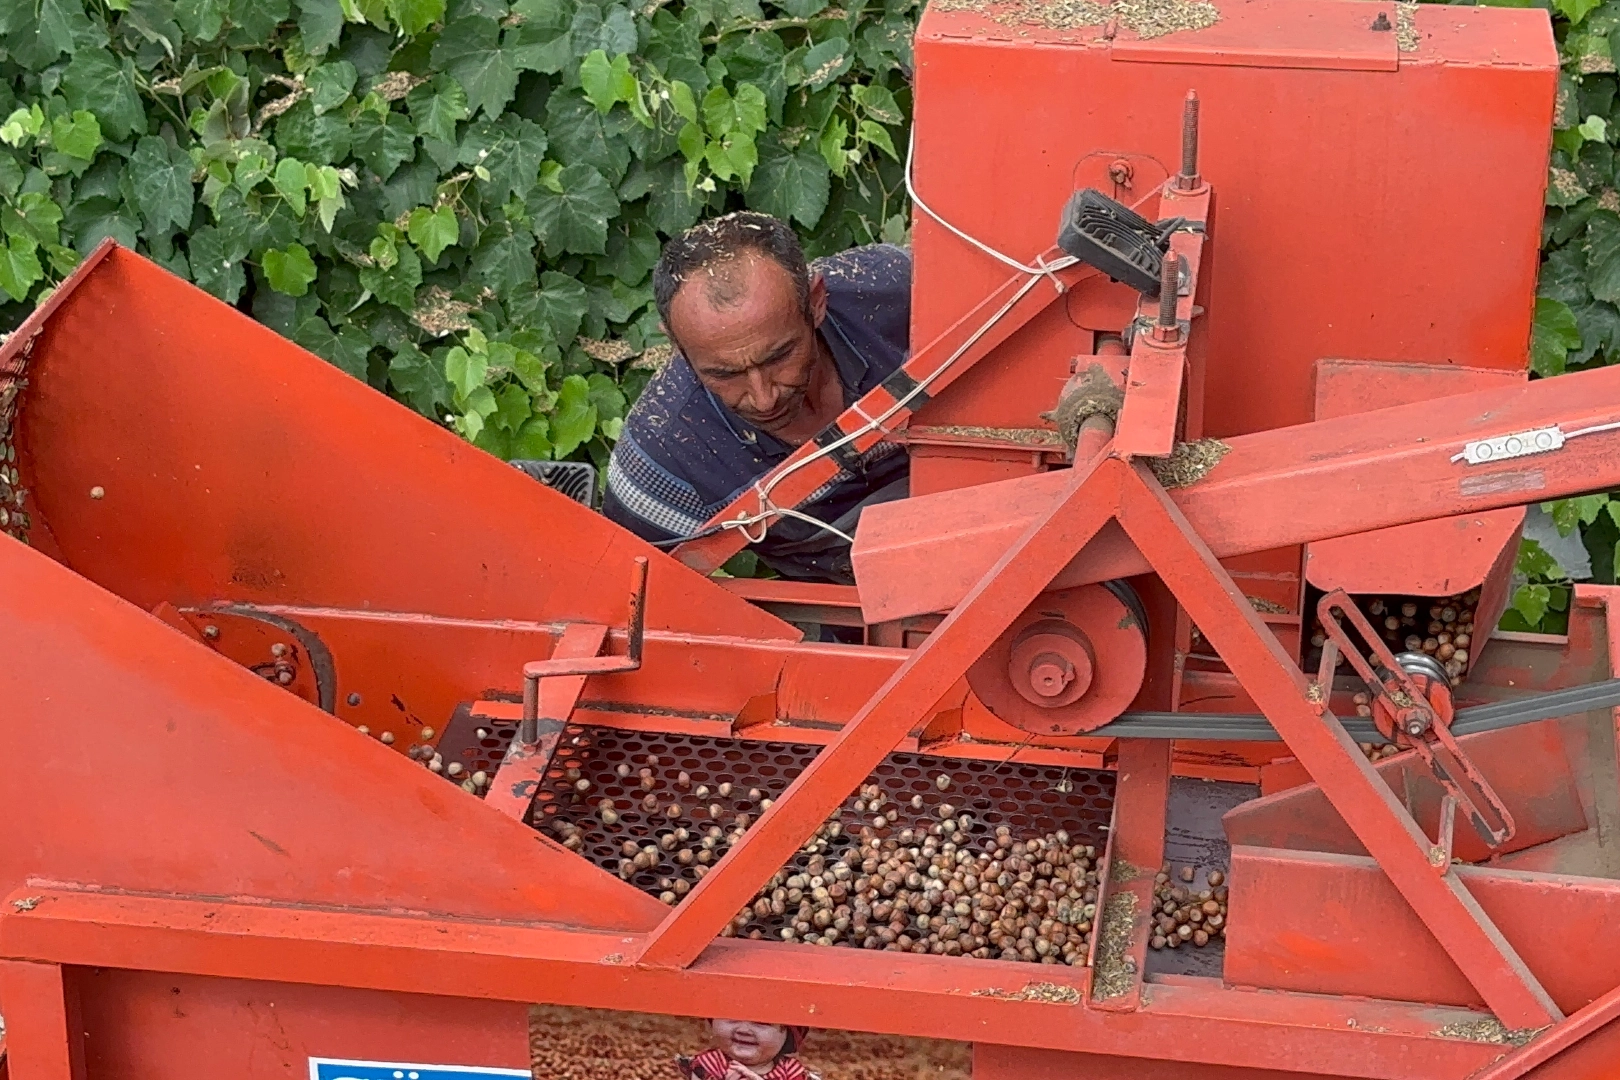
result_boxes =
[709,1020,788,1067]
[666,253,829,435]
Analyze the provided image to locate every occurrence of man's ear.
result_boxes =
[808,273,829,327]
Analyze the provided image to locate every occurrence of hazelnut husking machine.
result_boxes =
[5,1,1620,1078]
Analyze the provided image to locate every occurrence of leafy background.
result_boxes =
[0,0,1608,622]
[0,0,914,471]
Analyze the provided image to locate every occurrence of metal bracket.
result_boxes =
[518,556,649,746]
[1316,590,1515,848]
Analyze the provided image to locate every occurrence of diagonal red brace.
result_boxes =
[1114,461,1561,1030]
[633,453,1125,968]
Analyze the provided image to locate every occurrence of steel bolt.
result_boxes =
[1153,249,1181,343]
[1107,158,1133,188]
[1177,89,1200,190]
[271,642,289,658]
[347,692,361,706]
[202,625,220,640]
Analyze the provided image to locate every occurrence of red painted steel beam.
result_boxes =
[0,959,78,1080]
[635,455,1126,968]
[1466,981,1620,1079]
[1113,187,1210,457]
[856,359,1620,622]
[1090,739,1171,1013]
[1,887,1517,1079]
[1115,463,1561,1030]
[673,252,1094,574]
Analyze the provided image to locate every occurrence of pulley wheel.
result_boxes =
[968,582,1148,735]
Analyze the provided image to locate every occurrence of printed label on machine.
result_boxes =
[308,1059,529,1080]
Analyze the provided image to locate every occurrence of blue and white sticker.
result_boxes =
[308,1058,528,1080]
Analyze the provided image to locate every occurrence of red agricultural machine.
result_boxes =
[3,1,1615,1077]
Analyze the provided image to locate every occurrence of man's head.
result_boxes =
[653,212,830,434]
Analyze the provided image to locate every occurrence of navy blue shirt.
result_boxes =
[603,244,912,582]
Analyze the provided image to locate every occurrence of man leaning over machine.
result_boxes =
[601,211,911,584]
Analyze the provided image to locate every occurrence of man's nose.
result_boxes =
[744,367,777,410]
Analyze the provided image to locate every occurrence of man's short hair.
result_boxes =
[652,212,812,338]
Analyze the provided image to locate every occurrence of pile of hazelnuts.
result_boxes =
[1147,864,1228,951]
[723,811,1102,965]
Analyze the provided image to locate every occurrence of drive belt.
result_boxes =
[1084,676,1620,743]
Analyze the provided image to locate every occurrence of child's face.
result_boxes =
[710,1020,788,1067]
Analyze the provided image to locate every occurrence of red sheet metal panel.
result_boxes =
[1225,845,1620,1014]
[1305,360,1527,596]
[908,3,1553,441]
[0,537,667,931]
[10,246,792,642]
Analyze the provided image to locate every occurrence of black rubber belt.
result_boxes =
[1083,676,1620,745]
[813,426,864,472]
[882,368,930,407]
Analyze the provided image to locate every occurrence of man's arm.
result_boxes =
[601,427,710,545]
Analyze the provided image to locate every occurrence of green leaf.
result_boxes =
[407,76,470,143]
[263,242,319,296]
[704,84,768,137]
[678,121,706,164]
[1531,297,1582,376]
[599,216,660,285]
[1586,211,1620,303]
[7,193,64,247]
[273,156,310,218]
[360,240,423,309]
[352,110,417,179]
[670,81,698,123]
[128,137,195,234]
[388,343,451,415]
[580,50,618,112]
[445,343,488,397]
[50,112,103,162]
[800,38,852,90]
[851,83,902,125]
[546,90,633,183]
[512,415,553,458]
[549,373,598,458]
[1582,114,1610,143]
[275,101,352,164]
[408,204,459,260]
[532,270,590,343]
[493,381,532,433]
[1512,583,1552,627]
[747,137,831,227]
[308,61,359,113]
[506,0,576,74]
[513,346,552,392]
[0,236,42,301]
[61,51,147,142]
[1550,496,1583,536]
[387,0,445,34]
[0,154,23,200]
[527,162,620,256]
[294,0,345,51]
[818,117,847,176]
[459,114,548,200]
[587,371,626,421]
[858,118,898,160]
[1557,0,1602,18]
[432,14,519,117]
[1516,536,1561,580]
[187,226,247,302]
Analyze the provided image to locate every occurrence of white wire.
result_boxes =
[715,128,1081,544]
